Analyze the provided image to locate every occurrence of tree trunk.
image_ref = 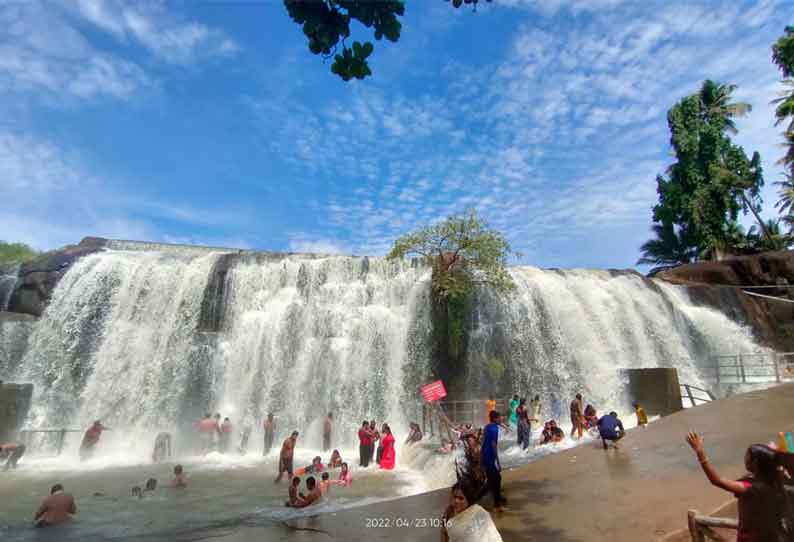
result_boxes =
[741,191,772,241]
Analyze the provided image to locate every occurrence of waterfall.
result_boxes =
[8,248,770,458]
[0,263,20,311]
[14,249,433,453]
[465,267,767,418]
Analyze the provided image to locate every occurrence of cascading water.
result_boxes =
[16,250,222,449]
[210,255,432,447]
[7,249,770,459]
[13,248,433,456]
[0,262,19,311]
[465,267,768,419]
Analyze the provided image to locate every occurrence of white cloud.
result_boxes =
[248,0,787,267]
[70,0,239,63]
[0,0,237,105]
[0,131,255,250]
[0,2,151,101]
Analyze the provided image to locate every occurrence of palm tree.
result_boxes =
[776,172,794,231]
[699,80,752,134]
[746,218,791,252]
[772,80,794,135]
[637,221,697,266]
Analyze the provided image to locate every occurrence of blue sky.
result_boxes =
[0,0,789,269]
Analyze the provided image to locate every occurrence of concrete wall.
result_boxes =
[0,382,33,441]
[625,368,684,417]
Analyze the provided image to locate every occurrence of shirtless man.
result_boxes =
[263,413,275,455]
[293,476,322,508]
[275,431,299,483]
[34,484,76,527]
[569,394,584,439]
[0,441,26,470]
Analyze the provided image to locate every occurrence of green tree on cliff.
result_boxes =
[640,80,767,263]
[283,0,490,81]
[387,210,514,375]
[772,27,794,230]
[0,241,38,264]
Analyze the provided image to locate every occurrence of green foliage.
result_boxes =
[645,80,766,262]
[772,27,794,178]
[745,219,792,252]
[773,26,794,78]
[485,357,505,381]
[0,241,38,264]
[636,221,697,266]
[283,0,404,81]
[387,209,515,300]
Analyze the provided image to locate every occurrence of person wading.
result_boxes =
[516,398,531,450]
[569,394,584,439]
[358,421,372,467]
[263,413,275,455]
[80,420,109,461]
[0,441,26,470]
[323,412,333,452]
[275,431,298,483]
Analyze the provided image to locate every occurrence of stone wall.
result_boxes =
[624,368,684,417]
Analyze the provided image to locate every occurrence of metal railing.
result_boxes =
[697,352,794,385]
[680,384,715,408]
[687,509,737,541]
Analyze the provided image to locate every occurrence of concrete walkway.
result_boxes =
[222,383,794,541]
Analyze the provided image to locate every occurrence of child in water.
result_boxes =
[285,476,303,507]
[633,402,648,426]
[320,472,331,495]
[170,465,187,488]
[333,462,353,487]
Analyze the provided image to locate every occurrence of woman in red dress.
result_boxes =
[378,425,396,470]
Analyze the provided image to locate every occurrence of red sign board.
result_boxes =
[421,380,447,403]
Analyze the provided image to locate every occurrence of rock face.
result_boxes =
[6,237,108,317]
[656,250,794,351]
[656,250,794,286]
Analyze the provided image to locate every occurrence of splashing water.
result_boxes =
[465,267,768,419]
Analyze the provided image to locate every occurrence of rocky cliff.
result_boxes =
[656,250,794,351]
[5,237,108,317]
